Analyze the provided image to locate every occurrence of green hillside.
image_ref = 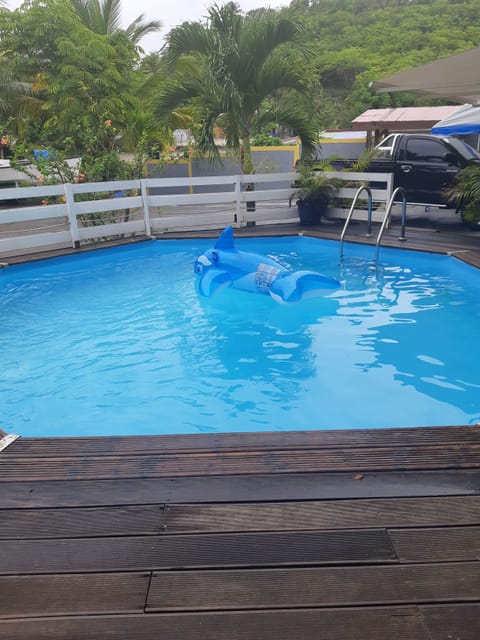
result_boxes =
[282,0,480,127]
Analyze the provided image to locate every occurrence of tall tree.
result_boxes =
[0,0,140,153]
[0,1,32,121]
[155,2,317,173]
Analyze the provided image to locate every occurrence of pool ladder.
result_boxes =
[339,186,408,264]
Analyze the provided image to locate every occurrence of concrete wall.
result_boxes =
[145,146,300,194]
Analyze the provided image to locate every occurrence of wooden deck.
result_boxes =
[1,426,480,639]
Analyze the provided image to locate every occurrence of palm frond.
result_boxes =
[71,0,160,42]
[232,13,301,89]
[274,101,318,160]
[125,14,162,45]
[153,79,201,119]
[162,22,212,67]
[452,165,480,204]
[101,0,121,34]
[251,63,307,106]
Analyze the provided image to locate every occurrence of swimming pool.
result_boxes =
[1,236,479,437]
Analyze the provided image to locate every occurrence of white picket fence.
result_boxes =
[0,171,393,257]
[322,170,393,222]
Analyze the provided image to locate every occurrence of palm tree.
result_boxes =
[70,0,161,45]
[155,2,317,173]
[0,56,31,116]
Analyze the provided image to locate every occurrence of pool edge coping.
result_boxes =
[2,224,480,271]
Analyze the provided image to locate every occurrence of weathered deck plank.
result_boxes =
[0,573,150,619]
[162,495,480,533]
[390,526,480,562]
[2,443,480,481]
[0,504,166,539]
[146,563,480,611]
[2,469,480,508]
[5,424,480,457]
[3,495,480,539]
[0,607,433,640]
[1,564,477,620]
[420,604,480,640]
[0,529,395,574]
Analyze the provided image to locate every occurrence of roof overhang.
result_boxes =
[372,48,480,105]
[351,106,463,132]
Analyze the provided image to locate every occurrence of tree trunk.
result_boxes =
[241,134,254,175]
[241,134,256,213]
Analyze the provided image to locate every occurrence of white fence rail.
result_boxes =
[0,171,392,257]
[322,170,394,222]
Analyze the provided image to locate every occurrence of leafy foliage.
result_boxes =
[290,163,337,203]
[251,133,284,146]
[283,0,480,128]
[450,164,480,224]
[0,0,142,179]
[10,117,142,185]
[3,0,480,185]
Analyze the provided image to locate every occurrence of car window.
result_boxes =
[375,135,396,159]
[446,137,480,160]
[404,138,450,163]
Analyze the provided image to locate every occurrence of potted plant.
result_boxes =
[289,165,337,225]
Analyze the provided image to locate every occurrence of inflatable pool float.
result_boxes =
[194,226,340,304]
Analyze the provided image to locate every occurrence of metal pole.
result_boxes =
[398,197,407,241]
[63,182,80,248]
[366,193,373,237]
[140,179,152,236]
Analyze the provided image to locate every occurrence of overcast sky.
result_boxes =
[8,1,289,53]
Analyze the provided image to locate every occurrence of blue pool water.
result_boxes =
[1,236,479,437]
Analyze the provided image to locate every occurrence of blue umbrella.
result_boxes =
[432,104,480,135]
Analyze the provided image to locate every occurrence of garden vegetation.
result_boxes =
[1,0,480,183]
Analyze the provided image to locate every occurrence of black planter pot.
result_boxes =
[297,197,328,226]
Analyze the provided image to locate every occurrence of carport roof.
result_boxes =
[372,47,480,104]
[351,106,462,132]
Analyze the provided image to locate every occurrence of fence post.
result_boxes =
[235,174,243,227]
[140,179,152,236]
[63,182,80,248]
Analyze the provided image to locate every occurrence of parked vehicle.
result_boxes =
[330,133,480,223]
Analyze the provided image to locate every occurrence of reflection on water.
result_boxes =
[0,237,479,436]
[332,257,480,422]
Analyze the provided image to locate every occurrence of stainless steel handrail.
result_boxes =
[339,186,373,263]
[374,187,407,263]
